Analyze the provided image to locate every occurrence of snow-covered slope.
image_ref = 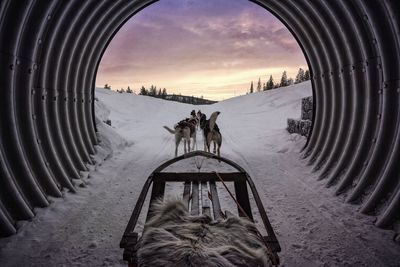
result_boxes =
[1,82,399,267]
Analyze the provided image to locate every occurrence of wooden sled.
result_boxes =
[120,151,281,266]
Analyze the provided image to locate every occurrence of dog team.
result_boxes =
[163,110,222,157]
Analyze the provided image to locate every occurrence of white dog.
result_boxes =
[164,118,197,157]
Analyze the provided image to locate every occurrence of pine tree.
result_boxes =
[266,75,274,90]
[158,89,162,97]
[126,86,132,93]
[250,81,254,93]
[304,70,310,81]
[139,86,147,95]
[256,77,262,92]
[288,78,294,86]
[295,68,305,84]
[280,71,288,87]
[104,84,111,90]
[162,88,167,99]
[148,85,156,96]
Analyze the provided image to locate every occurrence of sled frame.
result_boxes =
[120,151,281,266]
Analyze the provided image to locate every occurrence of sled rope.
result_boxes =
[214,171,278,266]
[194,156,206,172]
[214,171,251,221]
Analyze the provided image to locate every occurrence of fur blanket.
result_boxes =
[137,200,272,267]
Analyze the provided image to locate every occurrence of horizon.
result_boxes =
[96,0,308,101]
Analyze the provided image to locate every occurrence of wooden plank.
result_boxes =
[245,174,281,252]
[120,177,153,248]
[122,232,138,263]
[191,181,199,215]
[234,180,253,221]
[263,235,281,253]
[153,172,246,182]
[201,182,210,216]
[209,181,223,220]
[150,151,247,174]
[145,180,166,221]
[182,181,191,211]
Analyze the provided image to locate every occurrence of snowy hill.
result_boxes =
[1,81,399,267]
[95,82,312,157]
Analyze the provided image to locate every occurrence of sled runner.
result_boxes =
[120,151,281,266]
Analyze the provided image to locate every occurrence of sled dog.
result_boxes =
[163,118,197,157]
[190,110,200,130]
[200,111,222,157]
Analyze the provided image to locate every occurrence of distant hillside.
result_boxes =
[163,94,217,105]
[131,85,217,105]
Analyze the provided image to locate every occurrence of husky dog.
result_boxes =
[164,118,197,157]
[190,110,200,130]
[199,111,207,129]
[197,110,205,129]
[200,111,222,157]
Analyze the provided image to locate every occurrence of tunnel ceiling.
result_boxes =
[0,0,399,237]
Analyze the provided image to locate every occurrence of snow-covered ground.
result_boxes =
[1,81,399,266]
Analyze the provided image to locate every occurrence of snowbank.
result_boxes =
[93,97,130,164]
[1,82,400,267]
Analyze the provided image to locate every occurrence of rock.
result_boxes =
[287,118,299,134]
[287,119,311,137]
[301,96,313,120]
[287,96,313,137]
[299,119,312,137]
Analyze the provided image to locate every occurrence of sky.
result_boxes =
[96,0,308,100]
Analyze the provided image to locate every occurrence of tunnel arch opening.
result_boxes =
[0,0,399,238]
[95,0,312,105]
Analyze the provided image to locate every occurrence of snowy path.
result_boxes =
[1,82,399,266]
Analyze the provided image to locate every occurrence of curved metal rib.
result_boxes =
[1,0,399,237]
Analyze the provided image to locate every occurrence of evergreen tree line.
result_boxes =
[249,68,310,93]
[139,85,216,105]
[164,94,216,105]
[103,84,134,94]
[103,84,216,105]
[138,85,168,98]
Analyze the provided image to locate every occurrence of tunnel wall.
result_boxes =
[0,0,399,237]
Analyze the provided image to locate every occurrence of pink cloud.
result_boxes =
[96,0,307,99]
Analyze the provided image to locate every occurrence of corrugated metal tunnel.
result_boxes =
[0,0,399,237]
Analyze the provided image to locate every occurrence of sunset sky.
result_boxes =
[96,0,308,100]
